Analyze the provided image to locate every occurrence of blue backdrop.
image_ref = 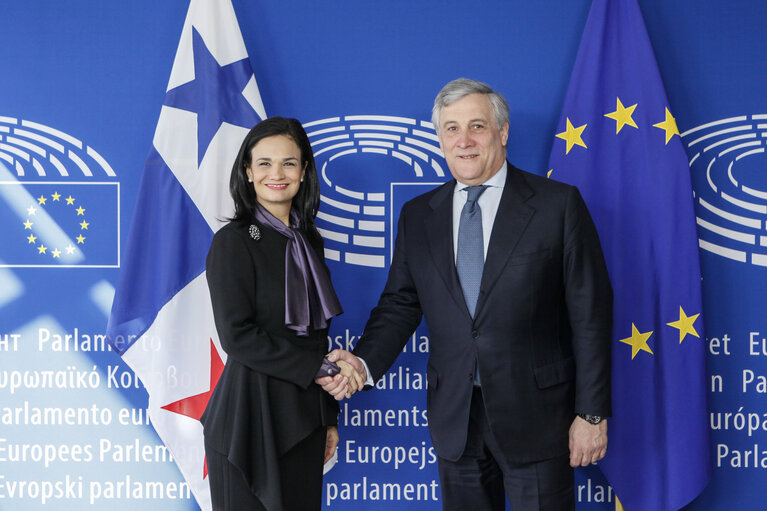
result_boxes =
[1,1,765,509]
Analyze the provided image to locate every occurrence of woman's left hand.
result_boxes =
[324,426,339,463]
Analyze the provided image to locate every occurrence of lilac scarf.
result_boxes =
[253,204,343,336]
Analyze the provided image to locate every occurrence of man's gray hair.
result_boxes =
[431,78,510,132]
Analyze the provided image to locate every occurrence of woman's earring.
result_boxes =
[248,178,253,183]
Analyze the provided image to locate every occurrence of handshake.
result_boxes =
[315,349,368,400]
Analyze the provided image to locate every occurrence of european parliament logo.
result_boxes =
[306,115,449,269]
[683,114,767,267]
[0,116,119,268]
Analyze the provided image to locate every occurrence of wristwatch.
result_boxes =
[578,413,603,425]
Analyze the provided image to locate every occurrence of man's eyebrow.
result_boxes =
[442,117,489,125]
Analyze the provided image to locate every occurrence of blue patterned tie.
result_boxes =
[456,185,488,318]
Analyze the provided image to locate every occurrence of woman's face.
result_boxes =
[246,134,306,213]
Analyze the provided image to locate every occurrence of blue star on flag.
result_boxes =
[164,28,260,165]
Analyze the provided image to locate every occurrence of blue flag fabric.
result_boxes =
[106,0,264,508]
[548,0,711,509]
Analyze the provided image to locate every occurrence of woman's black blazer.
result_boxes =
[201,219,338,508]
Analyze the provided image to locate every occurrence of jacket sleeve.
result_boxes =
[206,227,324,389]
[563,186,613,416]
[354,203,424,382]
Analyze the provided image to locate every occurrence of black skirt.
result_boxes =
[205,425,327,511]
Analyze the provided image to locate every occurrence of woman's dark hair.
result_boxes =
[229,116,321,239]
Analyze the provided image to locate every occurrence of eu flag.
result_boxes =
[548,0,711,509]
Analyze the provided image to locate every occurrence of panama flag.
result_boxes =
[106,0,264,508]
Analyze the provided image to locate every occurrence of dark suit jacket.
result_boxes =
[354,163,612,463]
[202,220,338,510]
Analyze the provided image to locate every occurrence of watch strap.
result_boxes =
[578,413,603,425]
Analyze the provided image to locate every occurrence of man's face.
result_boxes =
[437,93,509,186]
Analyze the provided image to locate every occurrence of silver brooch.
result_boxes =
[249,224,261,241]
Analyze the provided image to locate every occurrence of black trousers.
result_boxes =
[206,426,326,511]
[437,387,574,511]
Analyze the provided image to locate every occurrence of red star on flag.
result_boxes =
[162,338,224,478]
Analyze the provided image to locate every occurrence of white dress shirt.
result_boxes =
[452,161,507,262]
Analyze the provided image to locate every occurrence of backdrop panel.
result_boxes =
[0,1,765,509]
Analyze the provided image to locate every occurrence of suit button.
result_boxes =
[471,330,480,339]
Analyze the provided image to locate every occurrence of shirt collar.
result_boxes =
[456,161,507,191]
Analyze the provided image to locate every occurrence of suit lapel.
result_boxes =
[425,181,471,316]
[475,164,535,316]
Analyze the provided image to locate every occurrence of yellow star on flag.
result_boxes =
[52,192,61,201]
[619,323,654,359]
[23,220,33,229]
[80,220,89,230]
[65,244,76,254]
[653,107,679,144]
[27,205,37,216]
[37,244,47,254]
[604,97,638,134]
[27,234,37,244]
[52,248,61,258]
[666,306,700,343]
[76,206,85,216]
[65,196,75,205]
[76,235,86,244]
[37,195,47,205]
[555,118,588,154]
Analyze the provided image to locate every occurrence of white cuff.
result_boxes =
[357,356,375,387]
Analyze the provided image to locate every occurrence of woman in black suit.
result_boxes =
[202,117,358,510]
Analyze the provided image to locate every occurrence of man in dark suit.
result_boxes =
[318,78,613,510]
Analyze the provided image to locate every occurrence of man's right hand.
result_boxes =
[315,349,367,400]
